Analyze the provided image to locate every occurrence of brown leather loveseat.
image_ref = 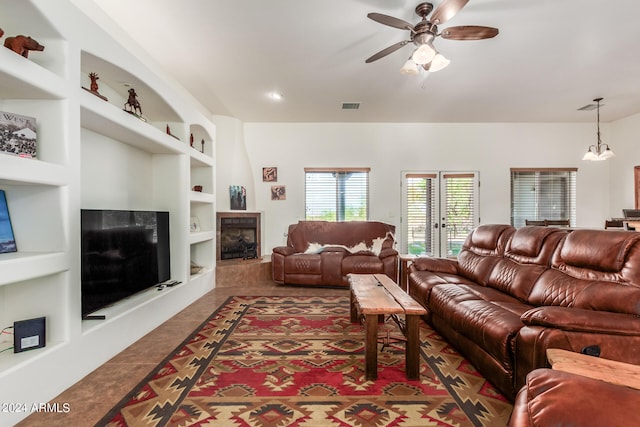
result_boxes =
[272,220,397,287]
[408,224,640,400]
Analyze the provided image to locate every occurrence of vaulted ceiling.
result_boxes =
[91,0,640,123]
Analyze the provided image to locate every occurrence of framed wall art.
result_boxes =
[229,185,247,210]
[262,167,277,182]
[0,190,17,254]
[0,111,37,159]
[271,185,286,200]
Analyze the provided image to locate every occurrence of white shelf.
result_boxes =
[190,191,214,204]
[0,341,66,376]
[0,3,216,424]
[189,230,215,244]
[189,148,213,166]
[80,89,185,155]
[0,252,69,287]
[0,48,66,100]
[0,156,69,187]
[81,282,184,334]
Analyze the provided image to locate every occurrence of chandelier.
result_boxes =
[582,97,615,161]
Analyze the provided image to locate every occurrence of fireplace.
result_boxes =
[216,212,261,261]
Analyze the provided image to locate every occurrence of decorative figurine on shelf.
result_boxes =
[201,139,205,154]
[123,88,146,121]
[165,124,179,140]
[82,72,108,101]
[190,133,194,148]
[4,35,45,58]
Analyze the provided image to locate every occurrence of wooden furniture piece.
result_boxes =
[547,348,640,390]
[544,219,570,227]
[605,219,624,229]
[398,254,417,292]
[524,219,546,226]
[624,220,640,231]
[348,273,427,380]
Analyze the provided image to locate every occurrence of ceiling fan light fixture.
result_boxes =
[427,53,450,72]
[411,43,436,65]
[400,58,419,75]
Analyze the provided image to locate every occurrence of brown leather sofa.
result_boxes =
[408,224,640,400]
[272,220,397,287]
[509,368,640,426]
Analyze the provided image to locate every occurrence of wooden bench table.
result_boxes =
[348,273,427,380]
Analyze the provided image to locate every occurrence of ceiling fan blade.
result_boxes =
[441,25,499,40]
[430,0,469,24]
[367,13,414,31]
[365,40,410,63]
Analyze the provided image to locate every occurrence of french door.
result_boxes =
[402,171,479,257]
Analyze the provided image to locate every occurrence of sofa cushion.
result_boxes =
[429,284,525,368]
[456,224,515,286]
[506,226,567,262]
[341,255,384,275]
[509,369,640,427]
[486,227,568,301]
[284,253,322,275]
[557,229,640,273]
[524,229,640,313]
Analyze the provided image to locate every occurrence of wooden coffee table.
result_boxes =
[348,273,427,380]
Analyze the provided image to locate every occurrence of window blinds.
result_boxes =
[510,168,577,227]
[305,168,369,221]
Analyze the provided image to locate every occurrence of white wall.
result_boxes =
[610,112,640,215]
[239,121,625,254]
[213,115,256,211]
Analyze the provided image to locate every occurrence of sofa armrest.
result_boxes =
[379,247,398,259]
[272,246,296,256]
[410,257,458,274]
[521,306,640,336]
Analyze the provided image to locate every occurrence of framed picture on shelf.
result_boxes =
[0,111,37,159]
[262,167,277,182]
[271,185,286,200]
[190,216,201,232]
[0,190,17,254]
[229,185,247,210]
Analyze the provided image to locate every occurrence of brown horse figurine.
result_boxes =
[124,88,142,115]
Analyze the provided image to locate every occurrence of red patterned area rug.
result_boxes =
[99,296,512,426]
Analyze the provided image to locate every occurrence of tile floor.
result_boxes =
[17,280,347,426]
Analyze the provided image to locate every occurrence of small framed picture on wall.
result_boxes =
[271,185,286,200]
[263,167,277,182]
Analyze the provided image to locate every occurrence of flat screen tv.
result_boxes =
[81,209,170,318]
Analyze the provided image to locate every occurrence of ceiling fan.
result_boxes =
[366,0,498,74]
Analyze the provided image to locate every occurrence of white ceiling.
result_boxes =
[91,0,640,123]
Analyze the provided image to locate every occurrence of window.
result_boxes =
[305,168,369,221]
[510,168,577,228]
[402,171,479,257]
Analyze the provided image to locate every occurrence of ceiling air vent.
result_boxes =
[577,102,601,111]
[342,102,360,110]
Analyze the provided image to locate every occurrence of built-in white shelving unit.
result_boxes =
[0,1,216,424]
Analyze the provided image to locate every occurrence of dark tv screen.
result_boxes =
[81,209,170,318]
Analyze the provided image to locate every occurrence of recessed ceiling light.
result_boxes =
[268,92,283,101]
